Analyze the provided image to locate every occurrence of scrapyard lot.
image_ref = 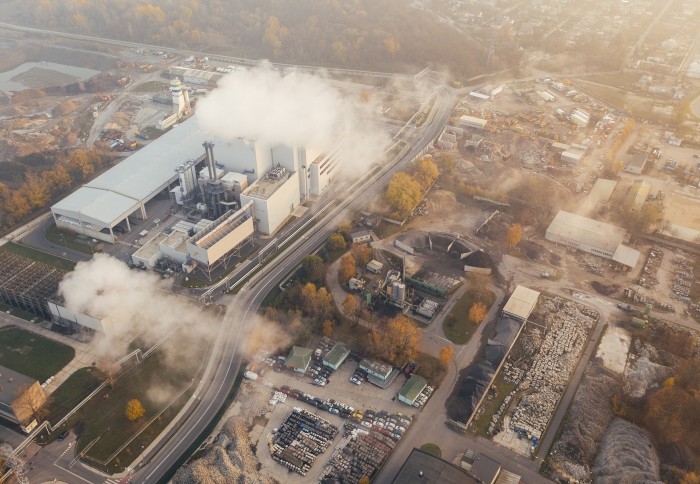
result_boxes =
[251,359,421,483]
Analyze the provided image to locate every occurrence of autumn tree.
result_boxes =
[439,345,453,368]
[351,243,373,266]
[506,224,523,248]
[467,273,491,302]
[337,220,352,238]
[339,253,356,282]
[383,315,421,364]
[415,156,440,190]
[327,232,347,251]
[386,172,421,216]
[435,151,456,174]
[469,302,487,324]
[322,319,334,338]
[300,283,332,323]
[125,399,145,421]
[12,384,48,423]
[301,254,325,285]
[342,294,361,325]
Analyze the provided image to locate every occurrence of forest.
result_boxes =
[0,0,491,76]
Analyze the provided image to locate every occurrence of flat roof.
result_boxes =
[0,365,36,406]
[359,358,393,377]
[242,168,294,200]
[286,346,312,370]
[502,285,540,321]
[627,153,648,169]
[131,232,168,260]
[399,374,428,402]
[392,449,477,484]
[323,343,350,366]
[546,210,627,253]
[470,453,502,484]
[586,179,617,206]
[624,180,651,210]
[460,114,488,126]
[612,244,641,268]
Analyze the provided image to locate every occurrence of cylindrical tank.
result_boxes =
[392,282,406,302]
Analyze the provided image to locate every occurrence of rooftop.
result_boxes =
[546,210,627,253]
[359,358,393,378]
[286,346,312,371]
[585,179,617,207]
[624,180,651,210]
[392,449,477,484]
[399,374,428,402]
[322,343,350,367]
[0,365,36,406]
[612,244,641,268]
[627,153,649,170]
[242,166,294,200]
[502,285,540,321]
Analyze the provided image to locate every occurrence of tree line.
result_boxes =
[0,0,491,76]
[0,149,105,232]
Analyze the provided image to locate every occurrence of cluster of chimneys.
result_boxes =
[202,141,219,181]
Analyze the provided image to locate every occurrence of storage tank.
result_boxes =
[392,282,406,303]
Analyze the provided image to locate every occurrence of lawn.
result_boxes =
[45,367,104,424]
[0,326,75,381]
[68,331,211,473]
[0,302,38,321]
[45,223,95,255]
[470,370,516,437]
[442,289,496,345]
[420,443,442,457]
[1,242,76,271]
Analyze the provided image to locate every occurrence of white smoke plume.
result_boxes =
[196,62,391,172]
[59,254,294,364]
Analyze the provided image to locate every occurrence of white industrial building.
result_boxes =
[51,116,339,243]
[502,286,540,321]
[545,210,640,269]
[459,115,488,130]
[240,166,301,235]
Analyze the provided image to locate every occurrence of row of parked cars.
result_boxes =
[350,368,368,385]
[278,386,355,417]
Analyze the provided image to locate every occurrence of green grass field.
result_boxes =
[44,223,95,255]
[0,326,75,381]
[420,443,442,457]
[45,367,104,423]
[443,289,496,345]
[1,242,76,271]
[68,332,211,473]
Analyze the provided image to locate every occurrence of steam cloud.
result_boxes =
[59,254,291,362]
[196,62,390,171]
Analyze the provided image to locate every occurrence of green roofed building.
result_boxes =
[398,374,428,405]
[322,343,350,370]
[285,346,312,373]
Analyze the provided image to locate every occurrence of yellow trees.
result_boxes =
[507,223,523,248]
[415,156,440,190]
[342,294,360,325]
[300,283,332,322]
[125,399,145,421]
[439,345,453,368]
[327,232,347,251]
[351,244,373,266]
[339,254,356,282]
[322,319,333,338]
[386,172,421,216]
[469,302,487,324]
[383,315,421,364]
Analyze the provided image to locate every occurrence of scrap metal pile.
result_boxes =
[506,297,596,440]
[270,409,338,476]
[671,255,693,302]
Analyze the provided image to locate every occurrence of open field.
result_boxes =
[443,289,496,345]
[44,367,104,424]
[0,326,74,381]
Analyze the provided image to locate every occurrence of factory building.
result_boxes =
[240,166,300,235]
[545,210,640,269]
[0,366,46,430]
[459,115,488,130]
[51,116,339,243]
[624,180,651,211]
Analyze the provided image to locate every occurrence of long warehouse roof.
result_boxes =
[52,117,208,227]
[546,210,626,254]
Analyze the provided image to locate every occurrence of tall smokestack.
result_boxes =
[208,142,218,180]
[203,141,215,180]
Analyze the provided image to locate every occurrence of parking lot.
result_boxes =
[248,351,424,482]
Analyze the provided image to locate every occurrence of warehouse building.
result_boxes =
[393,449,477,484]
[624,180,651,211]
[398,374,428,405]
[51,116,339,242]
[322,343,350,370]
[545,210,640,269]
[581,178,617,212]
[459,115,488,130]
[624,153,648,175]
[0,365,46,430]
[502,286,540,322]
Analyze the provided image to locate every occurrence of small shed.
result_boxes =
[359,358,393,380]
[350,230,372,244]
[366,260,384,273]
[502,286,540,322]
[285,346,312,373]
[322,343,350,370]
[398,375,428,405]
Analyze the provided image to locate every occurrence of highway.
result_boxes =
[21,81,454,484]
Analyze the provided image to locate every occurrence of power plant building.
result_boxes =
[51,116,339,243]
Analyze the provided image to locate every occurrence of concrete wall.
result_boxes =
[48,301,110,333]
[241,172,300,235]
[544,230,615,259]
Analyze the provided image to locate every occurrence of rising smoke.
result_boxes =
[58,254,291,363]
[196,62,390,171]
